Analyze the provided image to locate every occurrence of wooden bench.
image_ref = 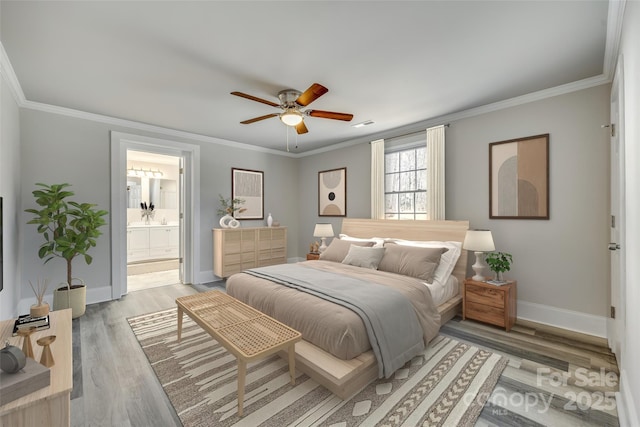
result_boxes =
[176,291,301,416]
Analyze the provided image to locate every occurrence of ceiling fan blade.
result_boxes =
[307,110,354,121]
[231,91,280,108]
[240,113,279,124]
[296,121,309,134]
[295,83,328,107]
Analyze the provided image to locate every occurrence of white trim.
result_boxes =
[0,42,26,104]
[110,132,201,299]
[199,270,216,285]
[603,0,627,78]
[17,286,113,314]
[617,369,640,427]
[517,300,607,338]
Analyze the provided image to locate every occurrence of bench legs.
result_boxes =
[237,359,247,416]
[288,344,296,385]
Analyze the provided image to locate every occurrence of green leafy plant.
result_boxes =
[486,252,513,276]
[216,194,247,217]
[25,183,108,286]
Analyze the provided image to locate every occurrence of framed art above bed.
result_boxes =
[318,167,346,217]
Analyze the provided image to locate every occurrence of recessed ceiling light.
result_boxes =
[352,120,374,128]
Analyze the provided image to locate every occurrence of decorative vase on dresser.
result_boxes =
[267,213,273,227]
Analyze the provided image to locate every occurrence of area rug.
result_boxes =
[128,308,508,427]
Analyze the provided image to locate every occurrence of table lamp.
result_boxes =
[313,223,334,253]
[462,229,495,281]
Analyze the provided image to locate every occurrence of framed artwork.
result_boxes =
[489,134,549,219]
[232,168,264,220]
[318,167,347,217]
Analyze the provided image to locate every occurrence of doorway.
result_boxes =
[110,132,201,300]
[126,150,181,292]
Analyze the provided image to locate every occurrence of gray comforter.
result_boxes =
[227,261,441,378]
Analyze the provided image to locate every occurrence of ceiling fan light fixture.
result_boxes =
[280,109,303,126]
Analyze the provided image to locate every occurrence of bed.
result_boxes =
[226,218,469,399]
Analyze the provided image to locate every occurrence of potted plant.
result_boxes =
[25,183,108,319]
[216,194,246,228]
[485,251,513,282]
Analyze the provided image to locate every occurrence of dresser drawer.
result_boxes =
[466,284,505,308]
[465,301,506,327]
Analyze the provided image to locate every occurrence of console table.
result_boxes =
[0,309,72,426]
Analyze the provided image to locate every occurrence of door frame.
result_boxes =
[608,57,626,359]
[110,132,200,299]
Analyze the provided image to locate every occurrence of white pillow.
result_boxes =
[339,233,385,248]
[342,245,386,269]
[389,239,462,284]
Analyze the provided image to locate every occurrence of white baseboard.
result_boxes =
[198,270,217,284]
[517,300,607,338]
[18,285,114,315]
[617,369,640,427]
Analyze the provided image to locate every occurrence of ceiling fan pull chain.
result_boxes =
[286,126,290,152]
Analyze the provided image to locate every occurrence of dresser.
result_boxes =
[213,227,287,278]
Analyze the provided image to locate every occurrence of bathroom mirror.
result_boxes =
[127,177,177,209]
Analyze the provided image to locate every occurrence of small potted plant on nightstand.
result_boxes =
[486,251,513,283]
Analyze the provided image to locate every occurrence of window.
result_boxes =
[384,146,427,219]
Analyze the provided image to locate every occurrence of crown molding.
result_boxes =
[0,41,26,104]
[603,0,627,78]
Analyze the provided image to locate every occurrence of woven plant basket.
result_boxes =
[53,278,86,319]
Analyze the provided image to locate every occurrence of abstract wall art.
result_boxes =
[489,134,549,219]
[318,167,347,217]
[232,168,264,220]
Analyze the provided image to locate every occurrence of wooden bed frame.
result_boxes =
[278,218,469,399]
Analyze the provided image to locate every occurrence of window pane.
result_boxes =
[385,152,399,173]
[399,213,415,220]
[399,171,416,191]
[385,212,399,219]
[414,213,428,220]
[416,147,426,169]
[400,150,415,171]
[385,193,398,213]
[416,170,427,191]
[399,193,414,213]
[385,173,400,193]
[415,191,427,213]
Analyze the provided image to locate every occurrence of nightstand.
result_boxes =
[463,278,517,331]
[306,253,320,260]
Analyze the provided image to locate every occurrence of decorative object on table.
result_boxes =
[267,213,273,227]
[318,167,347,216]
[217,194,246,228]
[25,183,108,319]
[37,335,56,368]
[489,134,549,219]
[313,223,334,253]
[231,168,264,220]
[485,251,513,283]
[462,229,495,281]
[0,356,51,406]
[140,201,155,224]
[28,278,51,318]
[16,327,36,359]
[272,220,280,227]
[12,314,50,336]
[0,342,26,374]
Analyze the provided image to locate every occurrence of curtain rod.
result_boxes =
[370,123,450,143]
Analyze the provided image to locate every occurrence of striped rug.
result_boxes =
[128,308,507,427]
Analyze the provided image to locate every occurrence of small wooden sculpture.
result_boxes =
[16,327,36,359]
[37,335,56,367]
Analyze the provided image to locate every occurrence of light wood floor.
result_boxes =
[70,284,619,427]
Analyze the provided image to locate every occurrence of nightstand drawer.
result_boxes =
[466,284,505,308]
[465,301,506,327]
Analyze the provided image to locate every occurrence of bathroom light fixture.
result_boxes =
[127,167,163,178]
[280,109,303,126]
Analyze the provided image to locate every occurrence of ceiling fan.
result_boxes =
[231,83,353,134]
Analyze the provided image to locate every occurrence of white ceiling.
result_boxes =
[1,1,611,153]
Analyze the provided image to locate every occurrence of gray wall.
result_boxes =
[300,84,610,318]
[19,108,298,305]
[0,70,22,319]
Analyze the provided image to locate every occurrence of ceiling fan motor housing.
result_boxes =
[278,89,302,107]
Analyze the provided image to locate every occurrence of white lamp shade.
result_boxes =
[313,223,334,238]
[462,230,495,252]
[280,109,303,126]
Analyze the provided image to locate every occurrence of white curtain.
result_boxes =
[370,139,385,219]
[426,125,446,220]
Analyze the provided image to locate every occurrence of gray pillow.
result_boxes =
[342,245,386,269]
[319,238,374,262]
[378,243,447,283]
